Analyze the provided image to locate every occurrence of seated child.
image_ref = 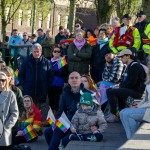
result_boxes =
[61,91,107,148]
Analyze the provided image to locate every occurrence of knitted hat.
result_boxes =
[80,92,94,107]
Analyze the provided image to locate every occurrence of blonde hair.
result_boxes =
[1,66,15,86]
[0,71,9,91]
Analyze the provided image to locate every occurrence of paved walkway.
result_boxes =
[24,123,127,150]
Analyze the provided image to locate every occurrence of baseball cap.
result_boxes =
[117,49,132,57]
[137,11,145,16]
[122,14,132,20]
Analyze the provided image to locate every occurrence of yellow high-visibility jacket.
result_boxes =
[109,26,141,53]
[143,23,150,54]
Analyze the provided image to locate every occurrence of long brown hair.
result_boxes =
[82,74,100,98]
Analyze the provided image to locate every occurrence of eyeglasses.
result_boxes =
[23,35,27,36]
[0,79,6,82]
[53,51,61,53]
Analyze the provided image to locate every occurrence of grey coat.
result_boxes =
[71,105,107,134]
[0,90,19,146]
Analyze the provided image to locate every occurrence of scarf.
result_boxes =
[97,38,109,45]
[51,57,61,62]
[73,39,86,50]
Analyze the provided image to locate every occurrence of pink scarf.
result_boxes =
[73,39,86,50]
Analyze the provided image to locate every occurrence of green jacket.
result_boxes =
[41,37,54,58]
[67,42,92,75]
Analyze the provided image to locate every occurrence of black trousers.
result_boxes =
[107,88,141,115]
[0,146,11,150]
[62,133,103,148]
[14,136,38,145]
[48,86,63,111]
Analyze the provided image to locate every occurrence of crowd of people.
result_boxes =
[0,11,150,150]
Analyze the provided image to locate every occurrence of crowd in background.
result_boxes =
[0,11,150,150]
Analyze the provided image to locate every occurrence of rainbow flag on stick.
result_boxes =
[57,57,67,69]
[55,112,70,133]
[14,69,19,86]
[22,124,38,141]
[47,107,56,128]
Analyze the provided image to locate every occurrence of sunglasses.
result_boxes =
[75,25,79,28]
[53,51,61,53]
[138,15,142,18]
[23,35,27,36]
[0,79,6,82]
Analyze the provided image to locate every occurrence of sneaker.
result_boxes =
[105,113,119,123]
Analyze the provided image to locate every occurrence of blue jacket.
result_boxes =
[50,59,68,87]
[36,34,46,44]
[56,83,89,121]
[18,54,54,102]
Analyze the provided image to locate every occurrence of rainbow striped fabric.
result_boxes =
[57,57,67,69]
[47,118,55,128]
[55,119,68,133]
[14,69,19,85]
[22,124,38,141]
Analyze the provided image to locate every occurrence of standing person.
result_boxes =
[1,66,24,146]
[18,43,54,108]
[30,34,37,44]
[0,72,19,150]
[41,29,54,59]
[36,28,46,44]
[134,11,150,63]
[55,26,65,44]
[106,49,146,122]
[90,29,110,83]
[120,57,150,139]
[48,46,68,116]
[61,92,107,148]
[94,27,99,38]
[14,95,42,145]
[44,72,89,150]
[109,14,141,54]
[67,29,92,75]
[17,32,32,68]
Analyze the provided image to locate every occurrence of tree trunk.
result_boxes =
[142,0,150,20]
[68,0,76,33]
[1,0,6,42]
[95,0,114,25]
[32,0,36,34]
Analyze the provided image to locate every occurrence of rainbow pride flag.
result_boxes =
[55,112,70,133]
[22,124,38,141]
[47,107,56,128]
[57,57,67,69]
[14,69,19,86]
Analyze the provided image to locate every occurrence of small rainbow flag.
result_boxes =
[22,124,38,141]
[55,120,68,133]
[55,112,70,133]
[14,69,19,86]
[57,57,67,69]
[47,118,55,128]
[59,38,74,46]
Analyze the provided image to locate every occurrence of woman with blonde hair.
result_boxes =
[0,71,19,150]
[81,74,100,103]
[120,58,150,139]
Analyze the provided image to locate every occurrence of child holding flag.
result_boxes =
[61,91,107,148]
[14,95,42,145]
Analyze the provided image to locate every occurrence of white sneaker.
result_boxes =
[106,113,119,123]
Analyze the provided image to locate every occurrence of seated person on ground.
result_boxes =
[14,95,42,145]
[106,49,146,123]
[120,57,150,139]
[61,91,107,148]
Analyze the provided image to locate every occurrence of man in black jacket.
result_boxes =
[106,49,146,122]
[44,72,90,150]
[18,43,54,108]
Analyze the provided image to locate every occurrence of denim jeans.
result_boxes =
[120,108,146,139]
[44,127,71,150]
